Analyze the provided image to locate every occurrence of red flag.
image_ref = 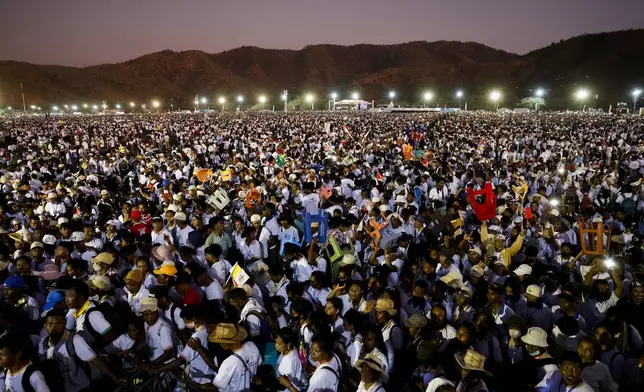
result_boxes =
[524,207,532,220]
[376,172,383,181]
[466,183,497,221]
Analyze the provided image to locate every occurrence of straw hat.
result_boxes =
[87,275,112,291]
[140,297,158,313]
[404,313,428,329]
[208,323,248,344]
[355,353,386,377]
[91,252,115,266]
[124,269,144,283]
[454,349,492,376]
[374,298,398,315]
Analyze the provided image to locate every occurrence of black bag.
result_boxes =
[84,301,134,344]
[21,362,61,392]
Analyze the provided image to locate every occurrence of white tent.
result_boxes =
[334,99,372,110]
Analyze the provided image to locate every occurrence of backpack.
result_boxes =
[37,333,90,392]
[21,362,63,392]
[244,310,273,355]
[84,301,133,345]
[620,196,637,218]
[319,354,352,392]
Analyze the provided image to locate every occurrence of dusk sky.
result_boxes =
[1,0,642,67]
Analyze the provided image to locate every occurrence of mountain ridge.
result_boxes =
[1,29,643,109]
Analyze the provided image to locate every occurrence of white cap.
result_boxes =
[166,204,179,212]
[30,241,44,250]
[174,212,187,221]
[526,284,542,298]
[513,264,532,277]
[42,234,57,245]
[371,196,381,203]
[57,217,69,226]
[71,232,86,242]
[250,214,262,224]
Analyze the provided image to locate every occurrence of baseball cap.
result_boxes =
[525,284,542,298]
[44,290,65,311]
[71,232,86,242]
[174,212,187,221]
[140,297,159,313]
[130,210,142,220]
[4,275,25,289]
[30,242,44,250]
[250,214,262,224]
[513,264,533,277]
[153,264,178,277]
[42,234,57,246]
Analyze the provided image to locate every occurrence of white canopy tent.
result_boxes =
[333,99,372,110]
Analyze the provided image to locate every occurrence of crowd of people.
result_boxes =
[0,110,642,392]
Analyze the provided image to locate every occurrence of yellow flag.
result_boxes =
[229,263,250,287]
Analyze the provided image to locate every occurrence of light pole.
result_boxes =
[218,97,226,111]
[456,90,463,109]
[152,100,160,113]
[281,92,288,112]
[330,92,337,110]
[490,90,501,111]
[306,93,315,110]
[258,95,267,109]
[237,95,244,110]
[423,92,433,108]
[633,89,642,113]
[535,89,544,111]
[576,89,588,111]
[389,91,395,106]
[200,97,207,111]
[282,90,288,112]
[130,102,135,113]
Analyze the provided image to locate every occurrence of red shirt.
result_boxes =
[130,222,151,238]
[182,288,201,305]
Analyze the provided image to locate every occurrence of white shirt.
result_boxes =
[277,349,309,392]
[151,229,174,246]
[300,193,321,215]
[203,279,224,301]
[357,381,386,392]
[74,304,112,343]
[3,362,50,392]
[38,333,95,392]
[145,317,174,362]
[174,225,194,248]
[212,342,262,392]
[290,256,313,282]
[180,327,217,384]
[208,259,233,286]
[124,286,151,316]
[307,355,342,392]
[239,240,263,263]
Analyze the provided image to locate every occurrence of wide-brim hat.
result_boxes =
[521,327,549,348]
[208,323,248,344]
[455,349,492,376]
[375,298,398,315]
[355,353,386,377]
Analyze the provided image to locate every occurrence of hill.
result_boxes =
[1,29,643,109]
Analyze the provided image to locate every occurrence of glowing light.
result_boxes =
[200,97,207,104]
[557,168,565,175]
[115,104,121,109]
[351,92,359,100]
[102,103,107,109]
[30,105,36,109]
[576,89,589,101]
[330,92,338,99]
[634,89,642,98]
[550,199,559,207]
[258,95,267,104]
[536,89,545,97]
[83,104,88,108]
[281,94,287,101]
[388,91,396,99]
[92,105,98,110]
[6,107,11,110]
[237,95,244,103]
[423,92,433,101]
[52,106,59,111]
[456,91,463,98]
[218,97,226,104]
[152,100,160,108]
[305,94,315,103]
[604,258,616,269]
[64,105,69,109]
[490,90,501,102]
[71,105,78,111]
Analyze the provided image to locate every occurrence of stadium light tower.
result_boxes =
[535,89,545,111]
[218,96,226,111]
[351,92,359,100]
[52,106,59,112]
[388,91,395,105]
[330,92,338,110]
[456,90,464,108]
[115,104,121,109]
[576,89,589,111]
[237,95,244,110]
[633,89,642,113]
[305,93,315,110]
[423,92,433,108]
[490,90,502,111]
[258,95,267,107]
[71,105,78,111]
